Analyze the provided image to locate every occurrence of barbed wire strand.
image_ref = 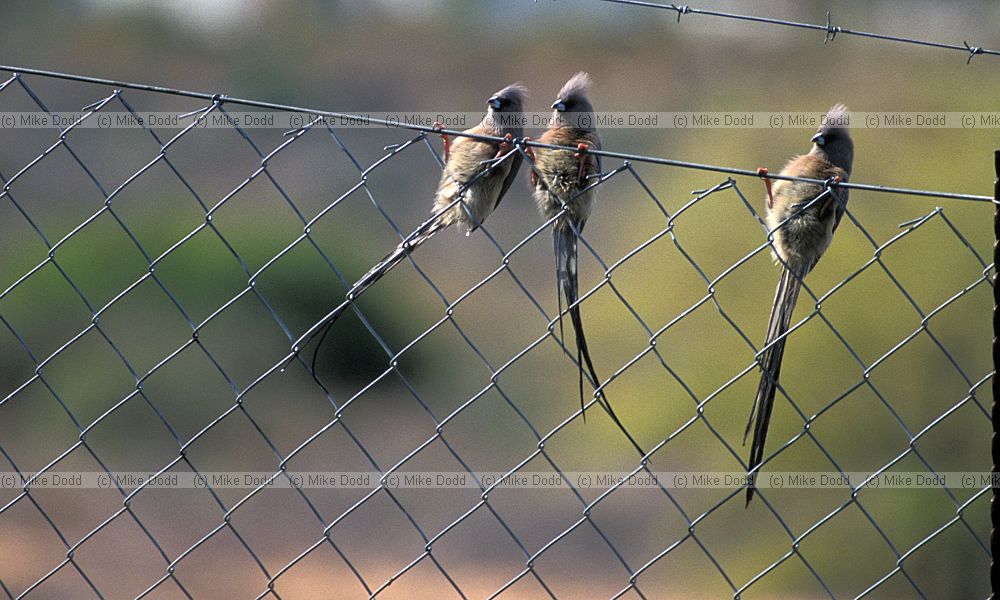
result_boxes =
[0,64,993,205]
[597,0,999,64]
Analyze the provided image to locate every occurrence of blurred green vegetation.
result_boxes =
[0,1,998,597]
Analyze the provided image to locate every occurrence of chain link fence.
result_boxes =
[0,63,995,599]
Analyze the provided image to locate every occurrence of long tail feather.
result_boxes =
[308,217,449,379]
[555,232,566,348]
[555,223,585,414]
[745,266,803,504]
[556,223,646,458]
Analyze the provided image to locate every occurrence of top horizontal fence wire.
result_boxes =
[0,64,992,206]
[0,8,996,597]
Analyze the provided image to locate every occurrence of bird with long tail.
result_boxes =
[745,104,854,504]
[302,83,528,377]
[530,72,644,456]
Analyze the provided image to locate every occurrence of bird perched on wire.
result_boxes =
[304,83,528,376]
[745,104,854,504]
[530,72,643,455]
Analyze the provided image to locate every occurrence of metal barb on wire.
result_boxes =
[965,40,984,64]
[824,11,840,44]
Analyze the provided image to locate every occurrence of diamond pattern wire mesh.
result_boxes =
[0,70,994,599]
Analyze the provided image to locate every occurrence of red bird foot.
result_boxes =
[494,133,514,159]
[821,175,843,212]
[757,167,775,209]
[575,143,589,187]
[433,121,450,162]
[523,137,538,186]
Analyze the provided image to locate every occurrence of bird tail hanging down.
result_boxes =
[354,216,448,300]
[744,264,804,504]
[555,221,646,457]
[308,216,450,377]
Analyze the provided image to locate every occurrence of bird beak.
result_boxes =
[811,132,826,146]
[488,96,502,110]
[551,100,566,112]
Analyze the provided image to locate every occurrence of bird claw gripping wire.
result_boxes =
[494,133,514,159]
[575,143,590,187]
[433,121,451,162]
[757,167,775,209]
[522,137,538,186]
[479,134,515,169]
[821,174,843,212]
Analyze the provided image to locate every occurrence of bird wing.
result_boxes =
[829,166,850,233]
[494,151,523,211]
[587,130,602,175]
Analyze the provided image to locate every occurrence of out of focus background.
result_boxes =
[1,1,998,598]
